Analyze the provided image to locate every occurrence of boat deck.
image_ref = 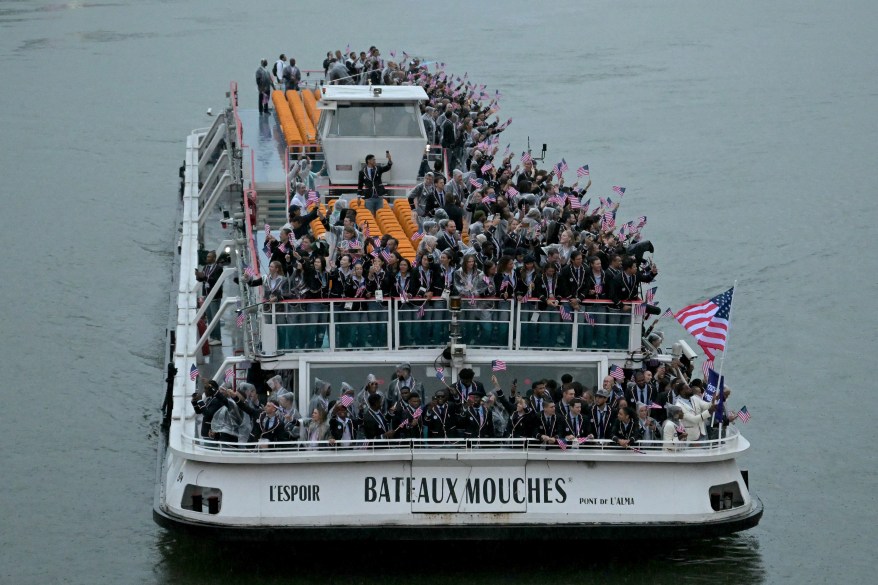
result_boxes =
[239,108,288,187]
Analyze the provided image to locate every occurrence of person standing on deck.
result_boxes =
[282,58,301,92]
[195,251,224,346]
[357,152,393,215]
[256,59,272,114]
[273,54,287,88]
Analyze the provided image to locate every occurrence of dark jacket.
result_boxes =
[357,161,393,199]
[425,403,456,438]
[458,405,494,439]
[588,405,616,440]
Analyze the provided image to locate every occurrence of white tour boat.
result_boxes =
[154,63,762,540]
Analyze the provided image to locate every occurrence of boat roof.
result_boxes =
[319,85,428,103]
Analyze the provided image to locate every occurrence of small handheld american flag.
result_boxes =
[339,394,354,408]
[435,367,445,381]
[224,367,234,383]
[411,230,424,241]
[189,364,199,381]
[520,151,532,164]
[609,364,625,381]
[491,360,507,372]
[236,312,246,328]
[737,406,751,423]
[576,165,589,177]
[557,438,568,451]
[559,306,573,322]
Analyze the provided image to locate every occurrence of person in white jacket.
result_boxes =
[661,405,689,451]
[675,383,717,441]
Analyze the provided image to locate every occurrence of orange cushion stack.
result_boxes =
[272,90,301,145]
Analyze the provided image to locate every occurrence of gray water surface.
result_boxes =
[0,1,875,583]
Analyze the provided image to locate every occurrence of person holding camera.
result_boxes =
[358,152,393,215]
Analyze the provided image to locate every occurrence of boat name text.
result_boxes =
[364,476,567,504]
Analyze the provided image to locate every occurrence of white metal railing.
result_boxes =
[256,296,644,353]
[394,298,514,349]
[181,426,740,456]
[514,302,642,352]
[260,298,393,353]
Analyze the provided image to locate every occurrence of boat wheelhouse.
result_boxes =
[155,77,761,540]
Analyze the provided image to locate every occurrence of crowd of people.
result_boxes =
[239,47,662,351]
[192,359,738,452]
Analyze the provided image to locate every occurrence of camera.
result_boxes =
[643,303,661,316]
[624,239,654,263]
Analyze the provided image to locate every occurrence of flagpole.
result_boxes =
[714,280,738,438]
[714,280,738,386]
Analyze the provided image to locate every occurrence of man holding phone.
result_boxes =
[358,151,393,215]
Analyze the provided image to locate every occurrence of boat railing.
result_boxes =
[180,426,740,456]
[256,297,644,354]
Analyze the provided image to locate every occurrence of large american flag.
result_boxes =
[491,359,507,372]
[737,406,751,423]
[576,165,589,177]
[675,287,735,359]
[609,364,625,381]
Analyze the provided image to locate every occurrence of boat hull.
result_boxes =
[154,432,762,541]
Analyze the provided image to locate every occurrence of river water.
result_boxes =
[0,1,875,583]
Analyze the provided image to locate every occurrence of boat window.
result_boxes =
[374,103,422,137]
[330,104,422,138]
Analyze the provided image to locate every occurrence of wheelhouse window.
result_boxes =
[330,103,422,138]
